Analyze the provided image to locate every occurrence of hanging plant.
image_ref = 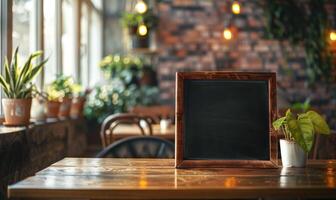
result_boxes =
[264,0,333,83]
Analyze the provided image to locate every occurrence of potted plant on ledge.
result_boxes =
[70,83,88,118]
[0,47,47,126]
[46,75,74,119]
[273,109,330,167]
[45,86,62,119]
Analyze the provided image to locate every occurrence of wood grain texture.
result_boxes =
[175,71,278,168]
[7,158,336,199]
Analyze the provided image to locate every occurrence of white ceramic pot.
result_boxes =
[30,98,46,122]
[280,139,307,167]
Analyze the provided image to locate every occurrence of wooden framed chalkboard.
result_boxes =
[175,72,278,168]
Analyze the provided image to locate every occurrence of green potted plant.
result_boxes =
[46,75,74,119]
[273,109,330,167]
[45,87,61,119]
[0,47,47,125]
[70,83,88,118]
[121,9,158,48]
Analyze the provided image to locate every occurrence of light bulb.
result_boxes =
[138,24,148,36]
[135,0,147,14]
[223,28,232,40]
[232,1,240,15]
[330,31,336,41]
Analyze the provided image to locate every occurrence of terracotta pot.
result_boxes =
[58,97,72,118]
[2,98,32,126]
[70,97,86,118]
[280,139,307,168]
[46,100,61,119]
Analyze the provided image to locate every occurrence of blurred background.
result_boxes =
[1,0,336,156]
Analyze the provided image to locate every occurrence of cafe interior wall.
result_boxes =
[104,0,336,129]
[157,0,336,128]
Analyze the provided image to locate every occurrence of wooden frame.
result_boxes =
[175,71,278,168]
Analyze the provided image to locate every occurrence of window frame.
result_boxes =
[0,0,103,112]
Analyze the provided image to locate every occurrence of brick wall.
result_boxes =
[156,0,336,128]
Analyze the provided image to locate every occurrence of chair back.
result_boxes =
[96,136,174,158]
[130,105,174,124]
[100,113,152,148]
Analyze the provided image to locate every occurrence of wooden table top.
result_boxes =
[113,124,175,140]
[8,158,336,199]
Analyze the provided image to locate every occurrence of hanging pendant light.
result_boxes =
[232,1,241,15]
[223,28,233,40]
[138,23,148,36]
[330,31,336,41]
[135,0,147,14]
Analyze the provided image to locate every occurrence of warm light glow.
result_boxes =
[224,177,237,188]
[135,0,147,14]
[138,24,148,36]
[232,1,240,15]
[223,28,232,40]
[330,31,336,41]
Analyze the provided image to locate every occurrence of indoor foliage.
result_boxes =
[121,9,158,32]
[273,109,330,152]
[84,54,159,123]
[0,47,47,98]
[264,0,333,83]
[46,75,75,100]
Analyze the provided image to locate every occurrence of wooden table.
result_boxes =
[8,158,336,199]
[113,124,175,141]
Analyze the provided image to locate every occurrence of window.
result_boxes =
[61,0,76,77]
[89,9,103,86]
[12,0,33,59]
[43,0,57,84]
[80,2,89,87]
[1,0,103,93]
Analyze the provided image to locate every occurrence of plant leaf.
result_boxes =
[11,47,19,94]
[287,114,314,152]
[305,111,330,135]
[0,75,10,97]
[272,116,286,130]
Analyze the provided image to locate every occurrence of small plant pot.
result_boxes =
[46,100,61,119]
[2,98,32,126]
[280,139,307,167]
[131,33,150,49]
[30,98,46,122]
[58,97,72,118]
[70,97,86,118]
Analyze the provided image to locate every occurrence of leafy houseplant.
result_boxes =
[121,9,158,48]
[85,55,159,123]
[99,54,143,81]
[0,47,47,125]
[46,75,75,118]
[264,0,333,83]
[273,109,330,167]
[121,9,158,34]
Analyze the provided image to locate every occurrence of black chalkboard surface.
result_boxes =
[175,72,278,168]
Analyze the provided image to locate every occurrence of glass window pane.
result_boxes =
[43,0,57,84]
[91,0,102,10]
[89,10,103,87]
[62,0,75,77]
[12,0,33,59]
[80,3,89,87]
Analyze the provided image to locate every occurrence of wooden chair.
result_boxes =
[129,105,174,124]
[100,113,153,148]
[96,136,174,158]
